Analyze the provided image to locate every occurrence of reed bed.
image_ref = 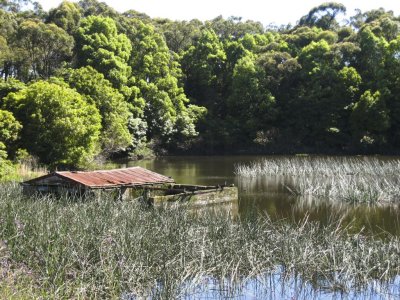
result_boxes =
[236,157,400,204]
[235,156,400,178]
[287,174,400,204]
[1,184,399,299]
[0,162,47,182]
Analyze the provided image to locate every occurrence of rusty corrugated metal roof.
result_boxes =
[24,167,174,188]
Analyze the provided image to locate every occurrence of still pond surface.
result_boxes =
[118,155,400,237]
[116,156,400,299]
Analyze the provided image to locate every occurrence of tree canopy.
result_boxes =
[3,81,101,167]
[1,1,400,168]
[64,66,132,155]
[75,15,132,90]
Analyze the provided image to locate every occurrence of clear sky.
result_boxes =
[38,0,400,26]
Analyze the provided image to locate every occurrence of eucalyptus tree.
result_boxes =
[0,35,9,68]
[47,0,82,35]
[351,8,400,36]
[1,0,33,13]
[156,19,202,54]
[15,20,73,79]
[206,15,264,41]
[0,9,20,79]
[298,2,346,30]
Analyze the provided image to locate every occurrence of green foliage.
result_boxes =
[63,66,132,155]
[284,26,330,56]
[127,20,202,145]
[0,142,12,179]
[181,29,226,109]
[0,35,9,67]
[0,109,21,147]
[299,2,346,30]
[127,116,147,151]
[128,19,172,82]
[256,51,300,94]
[385,36,400,146]
[0,78,25,101]
[78,0,120,19]
[1,2,400,159]
[276,40,363,148]
[0,109,21,178]
[206,15,264,41]
[227,55,276,145]
[356,27,389,90]
[351,90,390,146]
[47,1,82,34]
[75,15,132,90]
[317,30,338,44]
[299,40,332,70]
[337,26,354,41]
[0,8,17,37]
[0,0,34,13]
[3,81,101,167]
[338,66,362,99]
[156,19,201,53]
[179,29,228,149]
[351,8,400,40]
[15,19,74,79]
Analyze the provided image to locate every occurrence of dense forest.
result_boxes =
[1,0,400,171]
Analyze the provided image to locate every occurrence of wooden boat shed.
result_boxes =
[21,167,174,199]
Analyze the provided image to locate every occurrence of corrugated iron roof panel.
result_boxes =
[24,167,174,188]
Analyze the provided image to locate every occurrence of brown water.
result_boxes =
[118,155,400,237]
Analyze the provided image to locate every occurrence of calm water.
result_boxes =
[116,156,400,299]
[118,155,400,237]
[121,273,400,300]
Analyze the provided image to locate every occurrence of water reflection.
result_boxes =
[122,272,400,299]
[184,274,400,300]
[117,156,400,236]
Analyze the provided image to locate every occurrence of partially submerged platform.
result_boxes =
[145,184,238,206]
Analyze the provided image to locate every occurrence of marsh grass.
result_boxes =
[0,183,400,299]
[285,175,400,204]
[236,157,400,204]
[0,162,47,182]
[235,156,400,178]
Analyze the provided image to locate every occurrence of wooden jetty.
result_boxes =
[21,167,238,206]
